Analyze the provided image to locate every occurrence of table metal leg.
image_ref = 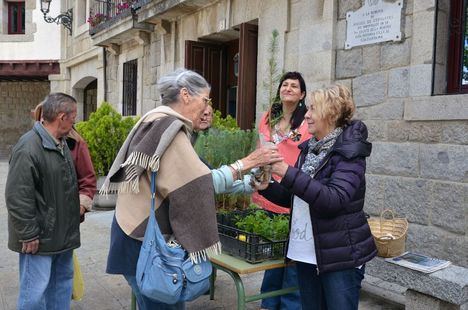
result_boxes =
[209,267,217,300]
[209,259,298,310]
[131,291,136,310]
[211,264,247,310]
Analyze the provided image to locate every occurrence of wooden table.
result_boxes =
[209,253,298,310]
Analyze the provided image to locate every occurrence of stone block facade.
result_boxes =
[335,0,467,267]
[0,81,50,159]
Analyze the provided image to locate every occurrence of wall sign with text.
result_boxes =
[345,0,403,49]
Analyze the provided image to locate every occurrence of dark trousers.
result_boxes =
[260,265,301,309]
[295,262,365,310]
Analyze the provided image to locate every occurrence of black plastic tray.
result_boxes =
[216,212,287,263]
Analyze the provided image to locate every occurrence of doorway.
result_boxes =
[185,21,258,129]
[83,79,97,120]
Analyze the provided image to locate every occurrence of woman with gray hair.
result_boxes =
[104,68,282,309]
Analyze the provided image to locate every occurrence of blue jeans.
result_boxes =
[17,250,74,310]
[296,262,365,310]
[124,275,185,310]
[260,265,302,310]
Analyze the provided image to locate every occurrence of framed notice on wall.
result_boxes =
[345,0,403,49]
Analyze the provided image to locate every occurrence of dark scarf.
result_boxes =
[301,127,343,176]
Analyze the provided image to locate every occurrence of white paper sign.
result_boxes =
[345,0,403,49]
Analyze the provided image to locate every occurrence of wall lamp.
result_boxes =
[40,0,73,35]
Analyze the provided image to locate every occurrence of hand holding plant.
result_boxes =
[250,165,272,191]
[241,146,283,171]
[271,160,289,178]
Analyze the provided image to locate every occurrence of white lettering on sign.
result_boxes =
[345,0,403,49]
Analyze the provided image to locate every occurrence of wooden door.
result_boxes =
[237,23,258,129]
[83,79,97,121]
[185,41,227,113]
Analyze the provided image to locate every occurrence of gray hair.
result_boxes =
[157,68,211,105]
[41,93,77,122]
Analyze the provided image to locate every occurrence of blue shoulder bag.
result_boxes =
[136,172,212,304]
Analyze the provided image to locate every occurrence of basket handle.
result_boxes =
[379,209,395,234]
[380,209,395,220]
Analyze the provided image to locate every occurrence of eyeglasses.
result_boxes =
[202,96,212,106]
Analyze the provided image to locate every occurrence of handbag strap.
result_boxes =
[148,171,167,244]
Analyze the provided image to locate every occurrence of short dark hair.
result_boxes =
[41,93,77,122]
[267,71,307,130]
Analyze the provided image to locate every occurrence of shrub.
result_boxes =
[76,102,138,176]
[211,110,239,131]
[194,128,257,169]
[194,127,257,210]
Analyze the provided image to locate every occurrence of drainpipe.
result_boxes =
[103,47,108,102]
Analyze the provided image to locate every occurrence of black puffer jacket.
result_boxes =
[5,122,80,254]
[260,120,377,273]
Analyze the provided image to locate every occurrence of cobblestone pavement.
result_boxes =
[0,161,401,310]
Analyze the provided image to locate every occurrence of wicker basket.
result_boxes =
[368,209,408,258]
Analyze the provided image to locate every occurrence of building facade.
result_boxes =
[0,0,62,158]
[52,0,467,269]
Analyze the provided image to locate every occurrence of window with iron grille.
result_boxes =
[8,2,25,34]
[122,59,137,116]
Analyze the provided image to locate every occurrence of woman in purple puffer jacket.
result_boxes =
[258,84,377,310]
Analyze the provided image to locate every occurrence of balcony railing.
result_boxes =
[88,0,135,35]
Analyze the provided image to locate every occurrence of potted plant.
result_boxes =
[76,102,138,209]
[193,112,257,211]
[87,11,108,27]
[217,205,290,262]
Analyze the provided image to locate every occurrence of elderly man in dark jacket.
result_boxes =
[5,93,80,310]
[259,85,377,310]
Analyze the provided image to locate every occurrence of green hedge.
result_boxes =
[76,102,138,176]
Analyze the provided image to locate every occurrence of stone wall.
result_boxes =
[0,81,50,159]
[335,0,467,267]
[104,32,162,114]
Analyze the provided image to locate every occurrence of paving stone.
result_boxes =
[419,144,468,182]
[383,176,431,225]
[367,257,468,306]
[406,224,467,267]
[406,290,459,310]
[364,174,386,217]
[413,0,436,13]
[356,99,404,120]
[336,48,362,79]
[409,64,433,97]
[430,182,467,234]
[353,72,387,107]
[336,19,347,49]
[363,120,387,141]
[411,11,436,65]
[386,121,410,142]
[405,94,468,121]
[338,0,362,20]
[403,14,413,38]
[368,142,419,177]
[381,40,411,70]
[362,45,381,74]
[388,67,410,98]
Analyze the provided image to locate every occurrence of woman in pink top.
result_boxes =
[253,72,311,213]
[254,71,311,310]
